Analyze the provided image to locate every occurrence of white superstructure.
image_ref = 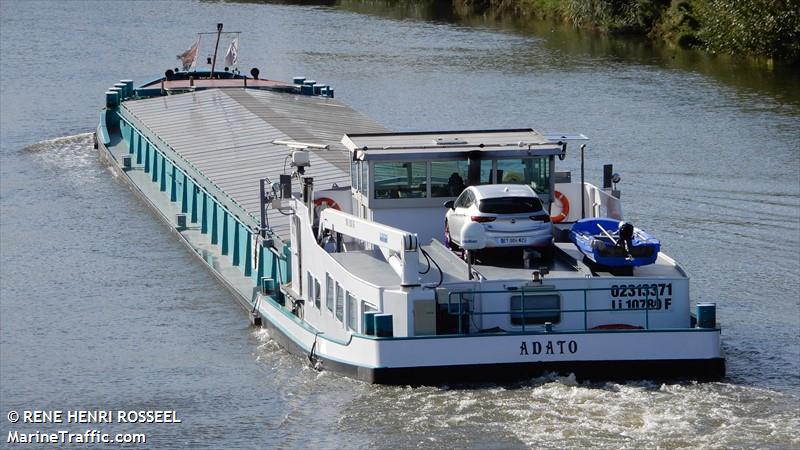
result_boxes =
[263,129,724,383]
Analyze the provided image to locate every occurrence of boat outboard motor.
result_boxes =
[165,69,174,80]
[618,222,634,257]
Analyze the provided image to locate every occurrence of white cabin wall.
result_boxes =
[293,200,387,341]
[371,207,448,245]
[447,276,689,332]
[381,290,410,337]
[292,199,449,340]
[582,277,690,328]
[553,182,623,221]
[470,279,589,332]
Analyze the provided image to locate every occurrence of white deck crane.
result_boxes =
[317,207,421,287]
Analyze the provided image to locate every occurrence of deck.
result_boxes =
[326,240,685,289]
[118,88,388,242]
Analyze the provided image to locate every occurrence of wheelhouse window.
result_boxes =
[510,294,560,325]
[468,159,493,186]
[431,161,469,197]
[496,157,550,197]
[373,162,427,199]
[325,274,334,312]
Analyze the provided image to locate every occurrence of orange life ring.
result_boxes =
[550,191,570,223]
[313,197,341,211]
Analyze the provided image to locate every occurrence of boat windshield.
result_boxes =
[430,160,491,197]
[367,157,550,200]
[373,162,427,199]
[496,157,550,197]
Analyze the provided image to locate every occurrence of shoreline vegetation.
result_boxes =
[242,0,799,66]
[452,0,800,65]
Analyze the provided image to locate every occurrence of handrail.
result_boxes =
[446,286,665,334]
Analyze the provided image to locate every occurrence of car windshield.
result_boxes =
[478,196,543,214]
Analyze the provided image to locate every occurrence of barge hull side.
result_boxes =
[262,313,725,384]
[368,358,726,385]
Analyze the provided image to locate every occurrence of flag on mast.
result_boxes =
[224,37,239,67]
[177,39,199,71]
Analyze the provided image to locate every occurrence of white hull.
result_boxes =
[257,294,724,384]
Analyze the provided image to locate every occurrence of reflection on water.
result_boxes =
[285,0,800,108]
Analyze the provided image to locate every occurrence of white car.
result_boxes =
[444,184,553,253]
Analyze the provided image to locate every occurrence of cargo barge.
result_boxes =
[95,27,724,384]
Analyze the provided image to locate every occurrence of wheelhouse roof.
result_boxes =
[342,129,571,161]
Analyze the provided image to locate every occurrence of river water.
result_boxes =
[1,1,798,448]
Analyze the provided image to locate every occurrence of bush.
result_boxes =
[561,0,669,33]
[695,0,800,61]
[660,0,702,48]
[449,0,800,62]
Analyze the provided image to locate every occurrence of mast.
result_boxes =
[210,23,223,76]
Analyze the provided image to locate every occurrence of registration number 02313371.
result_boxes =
[609,283,673,311]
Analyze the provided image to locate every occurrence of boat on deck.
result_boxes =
[570,218,661,268]
[93,25,724,385]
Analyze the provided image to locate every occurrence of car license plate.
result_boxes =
[498,237,528,245]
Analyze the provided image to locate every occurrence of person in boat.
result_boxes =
[447,172,466,196]
[617,222,634,255]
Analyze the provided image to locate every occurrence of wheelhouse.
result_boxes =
[342,129,575,243]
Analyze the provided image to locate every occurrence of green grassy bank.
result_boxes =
[449,0,799,65]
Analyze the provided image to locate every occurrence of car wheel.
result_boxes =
[444,221,459,251]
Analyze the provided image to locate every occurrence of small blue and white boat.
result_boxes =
[570,218,661,267]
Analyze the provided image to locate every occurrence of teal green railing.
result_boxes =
[446,286,668,334]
